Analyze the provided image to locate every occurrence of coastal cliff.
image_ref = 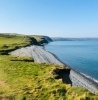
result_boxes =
[1,34,98,99]
[10,45,98,93]
[2,33,97,93]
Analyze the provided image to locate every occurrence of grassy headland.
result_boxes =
[0,33,98,100]
[0,34,51,55]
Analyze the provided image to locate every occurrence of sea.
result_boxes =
[45,40,98,82]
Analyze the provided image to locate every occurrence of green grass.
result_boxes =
[0,34,45,55]
[31,35,44,42]
[0,34,98,100]
[0,55,98,100]
[0,55,69,99]
[31,35,48,44]
[0,34,31,54]
[0,34,49,55]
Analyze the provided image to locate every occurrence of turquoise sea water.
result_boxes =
[45,40,98,81]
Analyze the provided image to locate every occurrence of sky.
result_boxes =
[0,0,98,37]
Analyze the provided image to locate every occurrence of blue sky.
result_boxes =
[0,0,98,37]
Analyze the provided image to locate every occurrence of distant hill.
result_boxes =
[29,35,53,44]
[52,37,98,41]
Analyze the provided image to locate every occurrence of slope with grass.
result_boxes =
[0,33,98,100]
[0,34,51,55]
[0,34,31,55]
[0,55,98,99]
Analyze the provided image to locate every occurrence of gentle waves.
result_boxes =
[45,40,98,82]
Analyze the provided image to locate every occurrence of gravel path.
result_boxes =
[10,45,64,65]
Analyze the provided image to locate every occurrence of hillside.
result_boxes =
[0,33,98,100]
[0,34,52,55]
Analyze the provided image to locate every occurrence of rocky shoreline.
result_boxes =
[10,45,63,65]
[10,45,98,93]
[70,69,98,93]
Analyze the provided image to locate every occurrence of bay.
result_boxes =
[45,40,98,81]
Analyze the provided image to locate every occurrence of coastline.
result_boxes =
[10,45,98,93]
[10,45,64,65]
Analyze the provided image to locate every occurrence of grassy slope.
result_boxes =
[0,55,69,99]
[0,34,98,100]
[30,35,49,45]
[0,34,32,55]
[0,34,50,55]
[0,34,30,49]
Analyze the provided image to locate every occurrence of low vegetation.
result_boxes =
[0,34,31,55]
[0,55,98,100]
[30,35,50,45]
[0,33,98,100]
[0,34,48,55]
[0,34,29,48]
